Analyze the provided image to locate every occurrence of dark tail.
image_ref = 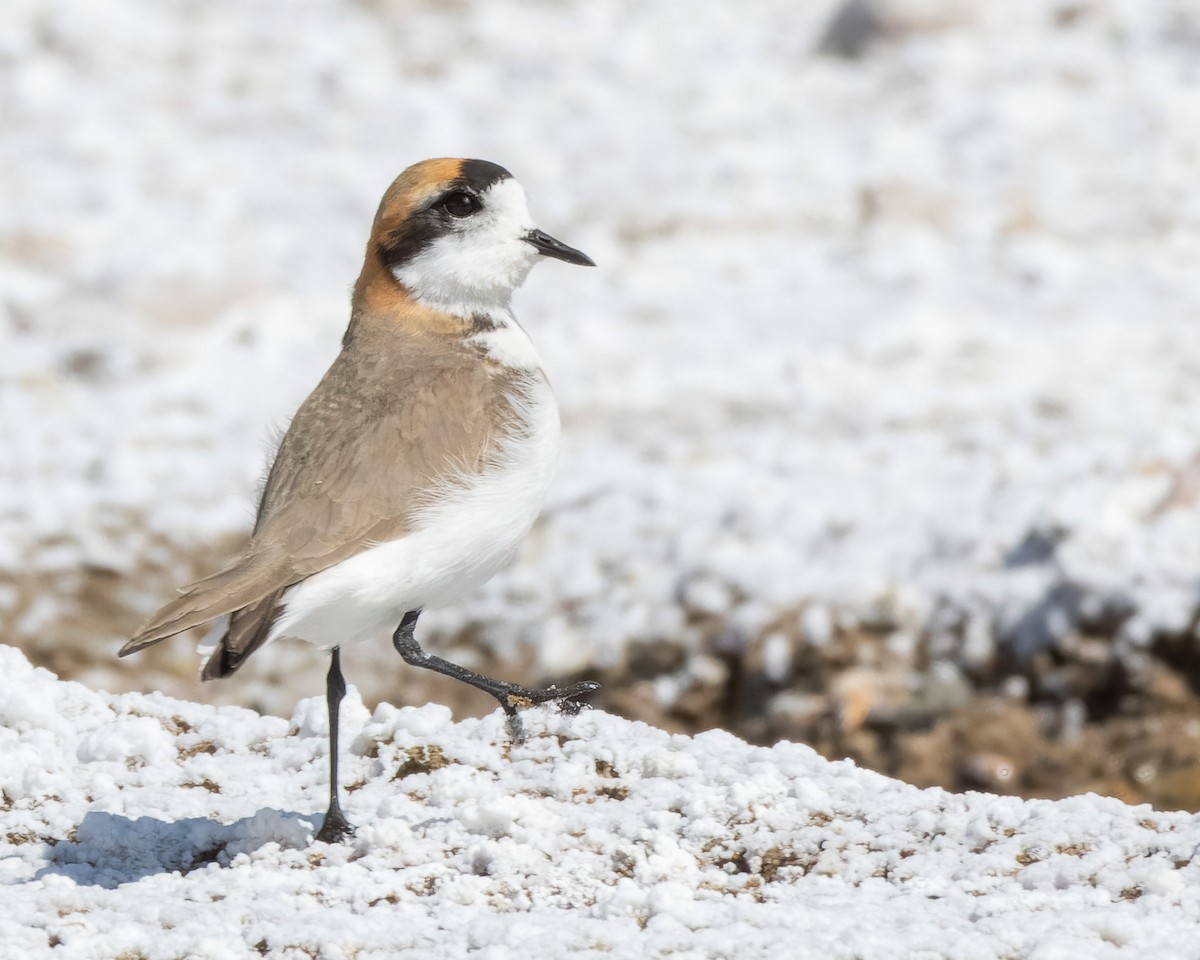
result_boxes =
[199,589,286,680]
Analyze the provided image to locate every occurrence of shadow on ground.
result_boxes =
[37,808,320,888]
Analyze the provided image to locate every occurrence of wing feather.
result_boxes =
[121,333,516,675]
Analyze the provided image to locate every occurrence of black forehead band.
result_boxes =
[458,159,512,194]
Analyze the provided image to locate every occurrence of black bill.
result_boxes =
[524,228,595,266]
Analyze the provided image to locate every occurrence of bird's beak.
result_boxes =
[524,228,595,267]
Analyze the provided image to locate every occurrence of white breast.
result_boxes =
[268,320,559,651]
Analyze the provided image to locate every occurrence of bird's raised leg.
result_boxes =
[391,610,599,742]
[314,647,355,843]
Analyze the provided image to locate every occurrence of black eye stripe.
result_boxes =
[377,193,480,268]
[378,165,509,270]
[378,210,443,268]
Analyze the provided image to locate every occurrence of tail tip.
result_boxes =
[117,638,145,658]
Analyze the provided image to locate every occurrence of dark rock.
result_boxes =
[817,0,884,60]
[1003,526,1068,568]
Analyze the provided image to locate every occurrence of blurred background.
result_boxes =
[3,0,1200,808]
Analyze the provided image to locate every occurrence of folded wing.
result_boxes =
[120,336,515,676]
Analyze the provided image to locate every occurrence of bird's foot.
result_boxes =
[314,804,356,844]
[496,680,601,742]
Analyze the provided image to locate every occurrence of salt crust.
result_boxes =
[1,645,1198,959]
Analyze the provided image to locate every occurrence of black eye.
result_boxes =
[440,191,481,218]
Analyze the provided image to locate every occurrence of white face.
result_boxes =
[391,178,540,314]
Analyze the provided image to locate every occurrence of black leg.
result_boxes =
[315,647,355,843]
[392,610,599,741]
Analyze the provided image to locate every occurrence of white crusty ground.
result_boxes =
[4,0,1200,709]
[2,645,1199,960]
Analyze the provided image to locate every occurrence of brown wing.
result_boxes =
[121,333,516,666]
[248,338,511,577]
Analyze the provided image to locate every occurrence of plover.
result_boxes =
[121,158,598,842]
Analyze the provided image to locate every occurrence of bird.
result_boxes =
[120,158,599,843]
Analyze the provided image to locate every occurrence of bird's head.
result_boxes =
[367,158,593,316]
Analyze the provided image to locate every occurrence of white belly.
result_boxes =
[267,373,559,650]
